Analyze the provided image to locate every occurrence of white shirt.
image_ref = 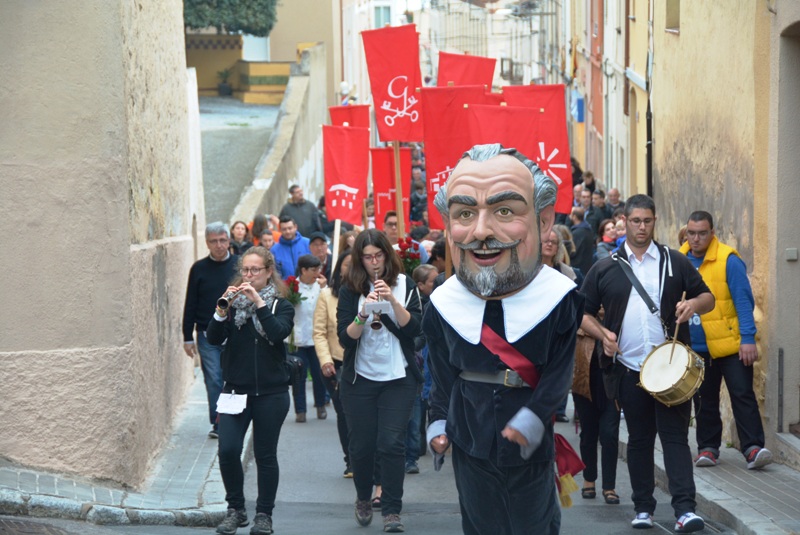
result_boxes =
[618,241,666,371]
[355,274,408,381]
[294,280,321,347]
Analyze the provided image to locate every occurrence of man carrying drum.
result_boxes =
[680,211,772,470]
[580,194,714,533]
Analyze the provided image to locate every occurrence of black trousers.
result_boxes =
[321,360,350,466]
[340,373,417,516]
[694,351,765,455]
[573,365,620,490]
[218,390,290,515]
[452,445,560,535]
[619,369,695,518]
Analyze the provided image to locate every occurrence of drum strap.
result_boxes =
[611,254,670,339]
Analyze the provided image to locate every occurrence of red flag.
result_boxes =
[323,125,370,226]
[371,147,411,231]
[437,51,496,88]
[362,25,424,142]
[503,85,572,214]
[465,104,540,160]
[420,85,490,229]
[484,91,506,105]
[329,104,371,128]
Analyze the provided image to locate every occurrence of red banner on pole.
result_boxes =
[420,85,490,230]
[502,84,572,214]
[464,104,540,161]
[371,147,411,231]
[362,24,424,142]
[329,104,371,128]
[323,125,370,226]
[437,51,496,88]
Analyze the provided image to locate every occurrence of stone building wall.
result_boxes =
[0,1,196,486]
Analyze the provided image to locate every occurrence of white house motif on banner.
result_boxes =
[380,76,419,127]
[430,166,454,192]
[329,184,360,210]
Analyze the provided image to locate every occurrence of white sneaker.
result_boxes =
[746,447,773,470]
[674,512,704,533]
[631,512,653,529]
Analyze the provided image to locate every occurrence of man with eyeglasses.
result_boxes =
[182,222,240,439]
[383,211,430,264]
[580,195,715,533]
[679,211,772,471]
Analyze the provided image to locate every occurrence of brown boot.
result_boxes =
[295,412,306,423]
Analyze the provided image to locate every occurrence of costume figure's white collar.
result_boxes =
[429,264,576,344]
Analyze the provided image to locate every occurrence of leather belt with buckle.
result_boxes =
[459,369,531,388]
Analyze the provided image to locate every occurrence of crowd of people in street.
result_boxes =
[181,146,772,535]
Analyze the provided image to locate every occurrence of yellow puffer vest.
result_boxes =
[680,237,741,358]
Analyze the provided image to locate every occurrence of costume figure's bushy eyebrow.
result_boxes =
[486,191,528,205]
[448,195,477,208]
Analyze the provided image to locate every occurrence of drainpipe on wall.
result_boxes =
[646,0,654,197]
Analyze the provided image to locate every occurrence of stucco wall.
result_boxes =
[231,44,327,223]
[651,2,757,262]
[0,1,195,486]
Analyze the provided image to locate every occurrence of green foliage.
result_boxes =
[184,0,278,38]
[217,68,232,83]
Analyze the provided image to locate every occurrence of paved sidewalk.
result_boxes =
[0,370,241,527]
[618,417,800,535]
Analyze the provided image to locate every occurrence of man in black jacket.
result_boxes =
[580,194,714,533]
[182,222,239,438]
[424,144,583,535]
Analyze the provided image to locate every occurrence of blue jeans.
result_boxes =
[405,393,423,464]
[292,346,327,414]
[196,330,223,427]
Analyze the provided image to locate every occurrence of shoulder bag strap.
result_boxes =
[611,253,670,338]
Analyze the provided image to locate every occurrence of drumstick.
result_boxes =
[669,291,687,364]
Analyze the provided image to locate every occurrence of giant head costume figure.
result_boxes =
[433,144,557,298]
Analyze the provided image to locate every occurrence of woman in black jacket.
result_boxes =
[336,229,423,533]
[207,246,294,535]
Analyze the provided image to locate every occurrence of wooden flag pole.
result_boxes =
[391,141,406,239]
[331,219,342,274]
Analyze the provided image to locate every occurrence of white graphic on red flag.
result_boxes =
[430,166,455,193]
[329,184,360,210]
[534,141,569,186]
[381,76,419,127]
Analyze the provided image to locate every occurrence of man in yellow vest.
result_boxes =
[681,211,772,470]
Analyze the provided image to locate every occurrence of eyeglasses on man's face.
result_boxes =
[362,251,385,263]
[687,230,710,239]
[241,267,267,275]
[628,218,655,227]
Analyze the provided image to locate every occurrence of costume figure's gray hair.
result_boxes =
[432,144,557,223]
[205,221,230,238]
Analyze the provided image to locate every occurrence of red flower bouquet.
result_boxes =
[284,276,307,306]
[397,237,422,276]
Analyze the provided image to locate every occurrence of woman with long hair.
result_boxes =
[336,229,423,533]
[207,247,294,535]
[314,249,354,477]
[229,220,253,255]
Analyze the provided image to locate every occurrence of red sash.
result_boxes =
[480,323,540,388]
[480,323,585,484]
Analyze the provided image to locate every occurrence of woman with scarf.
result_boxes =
[207,246,294,535]
[595,218,618,260]
[337,229,423,533]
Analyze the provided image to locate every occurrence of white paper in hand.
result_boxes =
[217,392,248,414]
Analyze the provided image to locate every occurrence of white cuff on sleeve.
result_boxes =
[507,406,545,460]
[426,419,448,471]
